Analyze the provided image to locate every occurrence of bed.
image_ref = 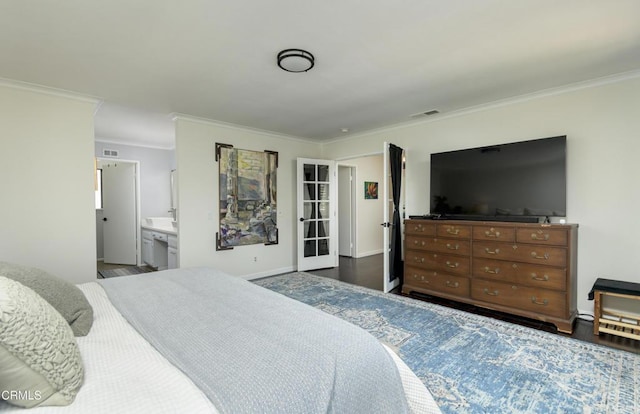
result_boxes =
[0,266,440,413]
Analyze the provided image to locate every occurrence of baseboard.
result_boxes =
[356,249,383,258]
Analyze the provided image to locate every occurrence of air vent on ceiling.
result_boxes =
[102,149,119,158]
[410,109,440,119]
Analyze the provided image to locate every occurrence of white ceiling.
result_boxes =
[2,1,640,148]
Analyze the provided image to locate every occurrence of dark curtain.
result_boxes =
[389,143,404,284]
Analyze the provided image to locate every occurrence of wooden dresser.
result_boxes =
[402,219,578,333]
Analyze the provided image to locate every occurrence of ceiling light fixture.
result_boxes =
[277,49,315,73]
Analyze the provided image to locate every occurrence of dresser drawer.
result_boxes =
[405,266,470,297]
[405,250,471,276]
[405,235,471,255]
[473,258,566,290]
[436,224,471,239]
[473,241,567,267]
[405,221,436,236]
[473,226,515,242]
[471,279,567,318]
[516,228,567,246]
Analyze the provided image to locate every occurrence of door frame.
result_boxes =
[337,164,357,257]
[97,157,142,266]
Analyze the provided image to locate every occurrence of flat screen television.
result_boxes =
[430,136,566,222]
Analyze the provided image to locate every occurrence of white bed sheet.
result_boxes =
[1,281,440,414]
[385,345,441,414]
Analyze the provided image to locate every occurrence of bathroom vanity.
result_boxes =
[141,218,178,270]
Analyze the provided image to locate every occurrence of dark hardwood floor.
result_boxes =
[309,254,640,354]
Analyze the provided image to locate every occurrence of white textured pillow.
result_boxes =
[0,276,84,408]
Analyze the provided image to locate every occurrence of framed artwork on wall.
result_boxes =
[215,143,278,250]
[364,181,378,199]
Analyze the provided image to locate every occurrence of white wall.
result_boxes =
[175,116,321,278]
[339,155,385,257]
[322,74,640,315]
[0,82,97,284]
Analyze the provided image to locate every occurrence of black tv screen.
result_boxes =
[430,136,566,221]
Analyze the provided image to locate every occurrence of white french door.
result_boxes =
[297,158,338,271]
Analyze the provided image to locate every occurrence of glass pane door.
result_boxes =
[303,163,330,257]
[297,158,337,271]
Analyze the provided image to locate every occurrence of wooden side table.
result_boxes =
[589,278,640,340]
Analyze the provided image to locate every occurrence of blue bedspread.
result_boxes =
[99,267,409,414]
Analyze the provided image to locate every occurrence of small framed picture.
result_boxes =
[364,181,378,199]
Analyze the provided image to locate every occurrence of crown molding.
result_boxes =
[0,77,100,104]
[95,137,175,151]
[172,113,320,145]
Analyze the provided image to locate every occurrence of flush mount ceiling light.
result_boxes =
[277,49,315,73]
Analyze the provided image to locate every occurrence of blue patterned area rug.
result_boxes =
[254,272,639,414]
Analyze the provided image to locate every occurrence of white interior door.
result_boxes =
[102,161,138,265]
[297,158,338,271]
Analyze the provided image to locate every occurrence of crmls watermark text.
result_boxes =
[1,390,42,401]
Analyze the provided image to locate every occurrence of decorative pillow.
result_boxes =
[0,276,84,408]
[0,262,93,336]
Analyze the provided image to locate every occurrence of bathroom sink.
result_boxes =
[143,217,175,231]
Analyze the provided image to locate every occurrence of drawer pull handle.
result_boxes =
[531,233,550,241]
[484,230,501,238]
[413,274,430,284]
[483,267,500,274]
[446,281,459,288]
[445,261,459,268]
[485,248,500,255]
[483,288,499,296]
[531,296,549,306]
[446,243,459,250]
[446,228,460,235]
[531,273,549,281]
[413,257,425,263]
[530,252,550,260]
[413,240,426,246]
